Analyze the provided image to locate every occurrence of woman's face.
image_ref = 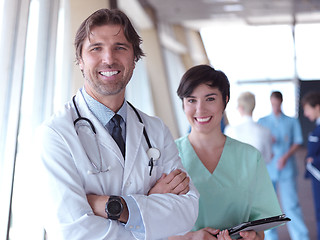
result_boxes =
[183,83,226,134]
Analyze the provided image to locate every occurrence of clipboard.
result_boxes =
[214,214,291,239]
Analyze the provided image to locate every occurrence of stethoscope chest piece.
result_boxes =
[147,147,161,176]
[147,147,161,161]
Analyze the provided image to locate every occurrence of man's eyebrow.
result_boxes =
[115,42,131,48]
[87,42,103,48]
[87,42,131,48]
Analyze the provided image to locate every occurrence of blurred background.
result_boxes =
[0,0,319,239]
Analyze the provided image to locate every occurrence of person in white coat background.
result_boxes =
[224,91,273,163]
[35,8,199,240]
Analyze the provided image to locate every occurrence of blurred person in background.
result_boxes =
[258,91,309,240]
[225,91,273,163]
[302,91,320,240]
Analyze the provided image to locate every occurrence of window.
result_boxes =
[1,0,68,239]
[201,23,319,124]
[295,23,320,80]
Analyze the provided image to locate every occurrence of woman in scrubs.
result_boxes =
[170,65,282,240]
[302,91,320,240]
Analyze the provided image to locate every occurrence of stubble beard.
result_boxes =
[84,72,129,97]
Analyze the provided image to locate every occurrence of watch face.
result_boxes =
[107,200,122,215]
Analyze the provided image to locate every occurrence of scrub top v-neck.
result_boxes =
[175,135,282,231]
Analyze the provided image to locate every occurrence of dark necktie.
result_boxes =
[111,114,125,158]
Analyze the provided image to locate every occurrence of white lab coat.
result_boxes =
[224,116,273,163]
[35,90,199,240]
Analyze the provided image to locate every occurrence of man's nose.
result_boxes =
[102,49,115,65]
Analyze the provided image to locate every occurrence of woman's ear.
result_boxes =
[224,96,229,110]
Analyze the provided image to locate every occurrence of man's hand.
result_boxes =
[277,155,288,169]
[87,195,109,218]
[148,169,190,195]
[306,157,314,163]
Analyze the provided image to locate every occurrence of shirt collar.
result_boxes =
[80,87,127,126]
[316,117,320,126]
[239,115,253,124]
[271,111,283,119]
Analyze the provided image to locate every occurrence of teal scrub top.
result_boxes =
[175,135,282,231]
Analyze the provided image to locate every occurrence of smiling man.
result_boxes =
[35,8,199,240]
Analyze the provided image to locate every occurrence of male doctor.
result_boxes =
[35,8,199,240]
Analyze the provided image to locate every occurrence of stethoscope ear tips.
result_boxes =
[87,166,111,175]
[147,147,160,161]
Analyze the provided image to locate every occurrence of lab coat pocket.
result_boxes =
[144,165,164,194]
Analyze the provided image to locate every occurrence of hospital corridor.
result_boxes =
[1,0,320,239]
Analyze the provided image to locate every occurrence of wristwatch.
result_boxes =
[105,195,123,220]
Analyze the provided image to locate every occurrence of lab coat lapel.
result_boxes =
[74,91,125,166]
[123,106,144,183]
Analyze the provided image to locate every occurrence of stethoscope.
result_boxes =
[72,96,161,176]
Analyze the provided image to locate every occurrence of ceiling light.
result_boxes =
[223,4,244,12]
[203,0,240,3]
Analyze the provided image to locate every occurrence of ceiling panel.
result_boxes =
[141,0,320,28]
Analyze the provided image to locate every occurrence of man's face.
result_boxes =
[270,96,282,115]
[79,24,135,100]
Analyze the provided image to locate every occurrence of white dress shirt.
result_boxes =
[225,115,273,163]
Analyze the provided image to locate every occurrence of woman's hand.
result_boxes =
[239,230,264,240]
[217,230,264,240]
[191,227,220,240]
[169,227,219,240]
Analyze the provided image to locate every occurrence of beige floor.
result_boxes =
[277,147,317,240]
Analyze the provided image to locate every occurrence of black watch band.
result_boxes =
[105,195,123,220]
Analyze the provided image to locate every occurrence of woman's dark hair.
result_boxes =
[301,91,320,107]
[74,8,145,64]
[177,64,230,109]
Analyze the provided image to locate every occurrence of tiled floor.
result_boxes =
[276,147,317,240]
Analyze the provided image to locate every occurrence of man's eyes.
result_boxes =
[89,46,127,52]
[115,46,128,51]
[90,47,101,51]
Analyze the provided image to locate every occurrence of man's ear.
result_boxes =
[78,58,84,70]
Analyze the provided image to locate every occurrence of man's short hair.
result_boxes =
[74,8,145,64]
[238,92,255,114]
[270,91,283,102]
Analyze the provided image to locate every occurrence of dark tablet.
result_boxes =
[228,214,291,239]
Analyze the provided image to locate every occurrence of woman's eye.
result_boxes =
[207,97,215,101]
[187,99,195,103]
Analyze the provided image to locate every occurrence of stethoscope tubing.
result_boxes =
[72,95,157,176]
